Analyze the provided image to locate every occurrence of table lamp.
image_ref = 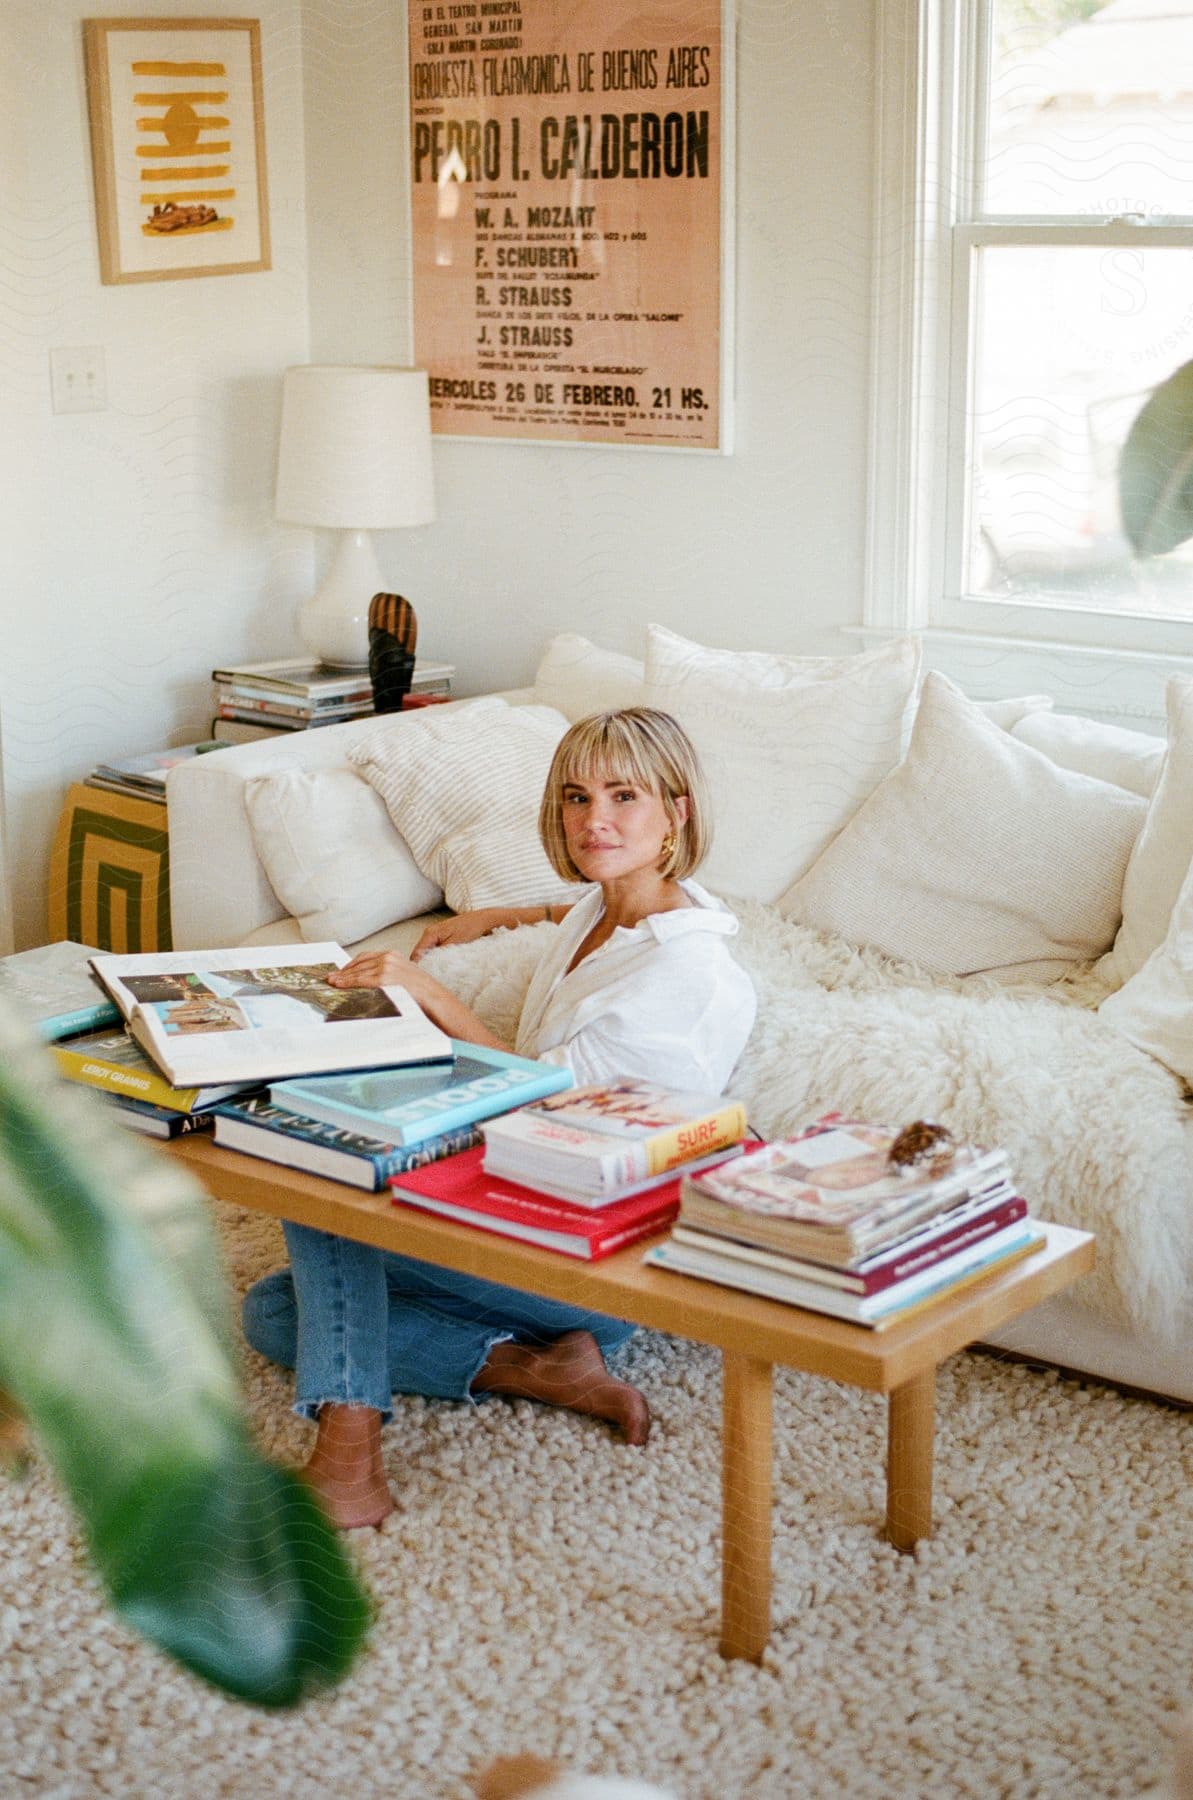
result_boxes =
[274,365,436,667]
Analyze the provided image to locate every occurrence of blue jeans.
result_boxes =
[242,1220,638,1422]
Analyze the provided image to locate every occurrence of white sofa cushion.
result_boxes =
[1100,846,1193,1083]
[1098,676,1193,989]
[533,632,646,719]
[642,626,921,903]
[349,697,577,913]
[975,694,1054,730]
[244,766,442,945]
[779,672,1147,980]
[1012,709,1165,798]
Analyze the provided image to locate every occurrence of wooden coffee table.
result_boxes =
[171,1138,1095,1663]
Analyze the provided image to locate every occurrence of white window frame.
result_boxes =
[865,0,1193,725]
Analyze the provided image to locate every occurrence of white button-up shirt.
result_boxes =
[515,879,756,1096]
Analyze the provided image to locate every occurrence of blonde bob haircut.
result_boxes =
[538,707,712,883]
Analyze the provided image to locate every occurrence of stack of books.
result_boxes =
[479,1078,749,1203]
[645,1113,1041,1328]
[44,942,453,1141]
[212,1045,574,1190]
[0,941,121,1041]
[85,741,226,802]
[0,941,222,1139]
[53,1028,249,1137]
[388,1079,750,1260]
[210,656,454,742]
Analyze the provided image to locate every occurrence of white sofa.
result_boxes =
[168,634,1193,1405]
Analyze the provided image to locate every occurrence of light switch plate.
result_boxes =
[50,346,108,414]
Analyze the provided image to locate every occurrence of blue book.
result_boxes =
[0,941,121,1041]
[272,1041,573,1148]
[210,1095,485,1190]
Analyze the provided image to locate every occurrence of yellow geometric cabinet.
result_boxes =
[48,783,171,953]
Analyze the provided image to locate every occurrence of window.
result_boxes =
[870,0,1193,659]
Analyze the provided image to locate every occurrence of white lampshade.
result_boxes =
[275,365,436,665]
[275,365,436,528]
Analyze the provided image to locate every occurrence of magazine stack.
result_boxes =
[644,1113,1042,1329]
[478,1078,749,1205]
[209,656,454,741]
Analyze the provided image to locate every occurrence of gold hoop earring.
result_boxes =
[659,830,677,862]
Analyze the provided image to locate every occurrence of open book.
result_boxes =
[89,943,452,1089]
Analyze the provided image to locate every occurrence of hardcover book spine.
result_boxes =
[377,1123,484,1174]
[53,1045,199,1111]
[35,1000,122,1041]
[636,1103,748,1178]
[586,1211,678,1260]
[111,1104,215,1139]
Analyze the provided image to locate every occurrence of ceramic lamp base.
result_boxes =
[298,529,379,667]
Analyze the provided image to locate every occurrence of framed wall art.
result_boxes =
[83,16,271,284]
[407,0,734,451]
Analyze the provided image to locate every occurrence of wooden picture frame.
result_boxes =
[83,16,271,284]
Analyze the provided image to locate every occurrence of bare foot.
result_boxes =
[302,1402,395,1529]
[472,1329,651,1445]
[473,1753,564,1799]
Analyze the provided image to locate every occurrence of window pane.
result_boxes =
[969,245,1193,612]
[984,0,1193,217]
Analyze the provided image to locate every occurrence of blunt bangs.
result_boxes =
[538,707,712,883]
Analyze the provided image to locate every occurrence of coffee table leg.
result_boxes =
[886,1368,935,1551]
[720,1350,773,1662]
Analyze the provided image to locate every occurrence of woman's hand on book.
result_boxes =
[327,951,417,990]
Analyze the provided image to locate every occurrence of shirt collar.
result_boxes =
[590,878,740,943]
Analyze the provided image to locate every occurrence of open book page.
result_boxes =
[89,942,353,1022]
[88,944,451,1087]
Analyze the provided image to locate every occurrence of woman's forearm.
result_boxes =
[398,965,514,1053]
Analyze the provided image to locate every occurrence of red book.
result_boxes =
[390,1146,680,1260]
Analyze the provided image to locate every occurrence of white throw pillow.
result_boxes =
[642,626,921,902]
[1012,710,1165,799]
[779,672,1147,980]
[975,694,1054,731]
[1098,676,1193,989]
[349,698,577,913]
[533,632,646,720]
[1099,849,1193,1083]
[244,767,442,945]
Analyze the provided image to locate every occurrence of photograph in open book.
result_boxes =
[88,944,452,1088]
[122,966,400,1036]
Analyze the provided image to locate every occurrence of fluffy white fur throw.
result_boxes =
[425,905,1193,1340]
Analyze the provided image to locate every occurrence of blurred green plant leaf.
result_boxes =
[1119,357,1193,557]
[0,998,371,1706]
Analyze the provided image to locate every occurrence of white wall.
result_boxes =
[301,0,877,692]
[1,0,877,949]
[0,0,313,948]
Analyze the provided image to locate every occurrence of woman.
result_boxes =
[242,708,756,1528]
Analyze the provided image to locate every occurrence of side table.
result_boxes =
[48,783,172,953]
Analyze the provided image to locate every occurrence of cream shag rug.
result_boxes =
[3,919,1192,1798]
[3,1205,1191,1800]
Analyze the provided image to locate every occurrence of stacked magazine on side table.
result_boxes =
[210,656,454,742]
[646,1113,1041,1328]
